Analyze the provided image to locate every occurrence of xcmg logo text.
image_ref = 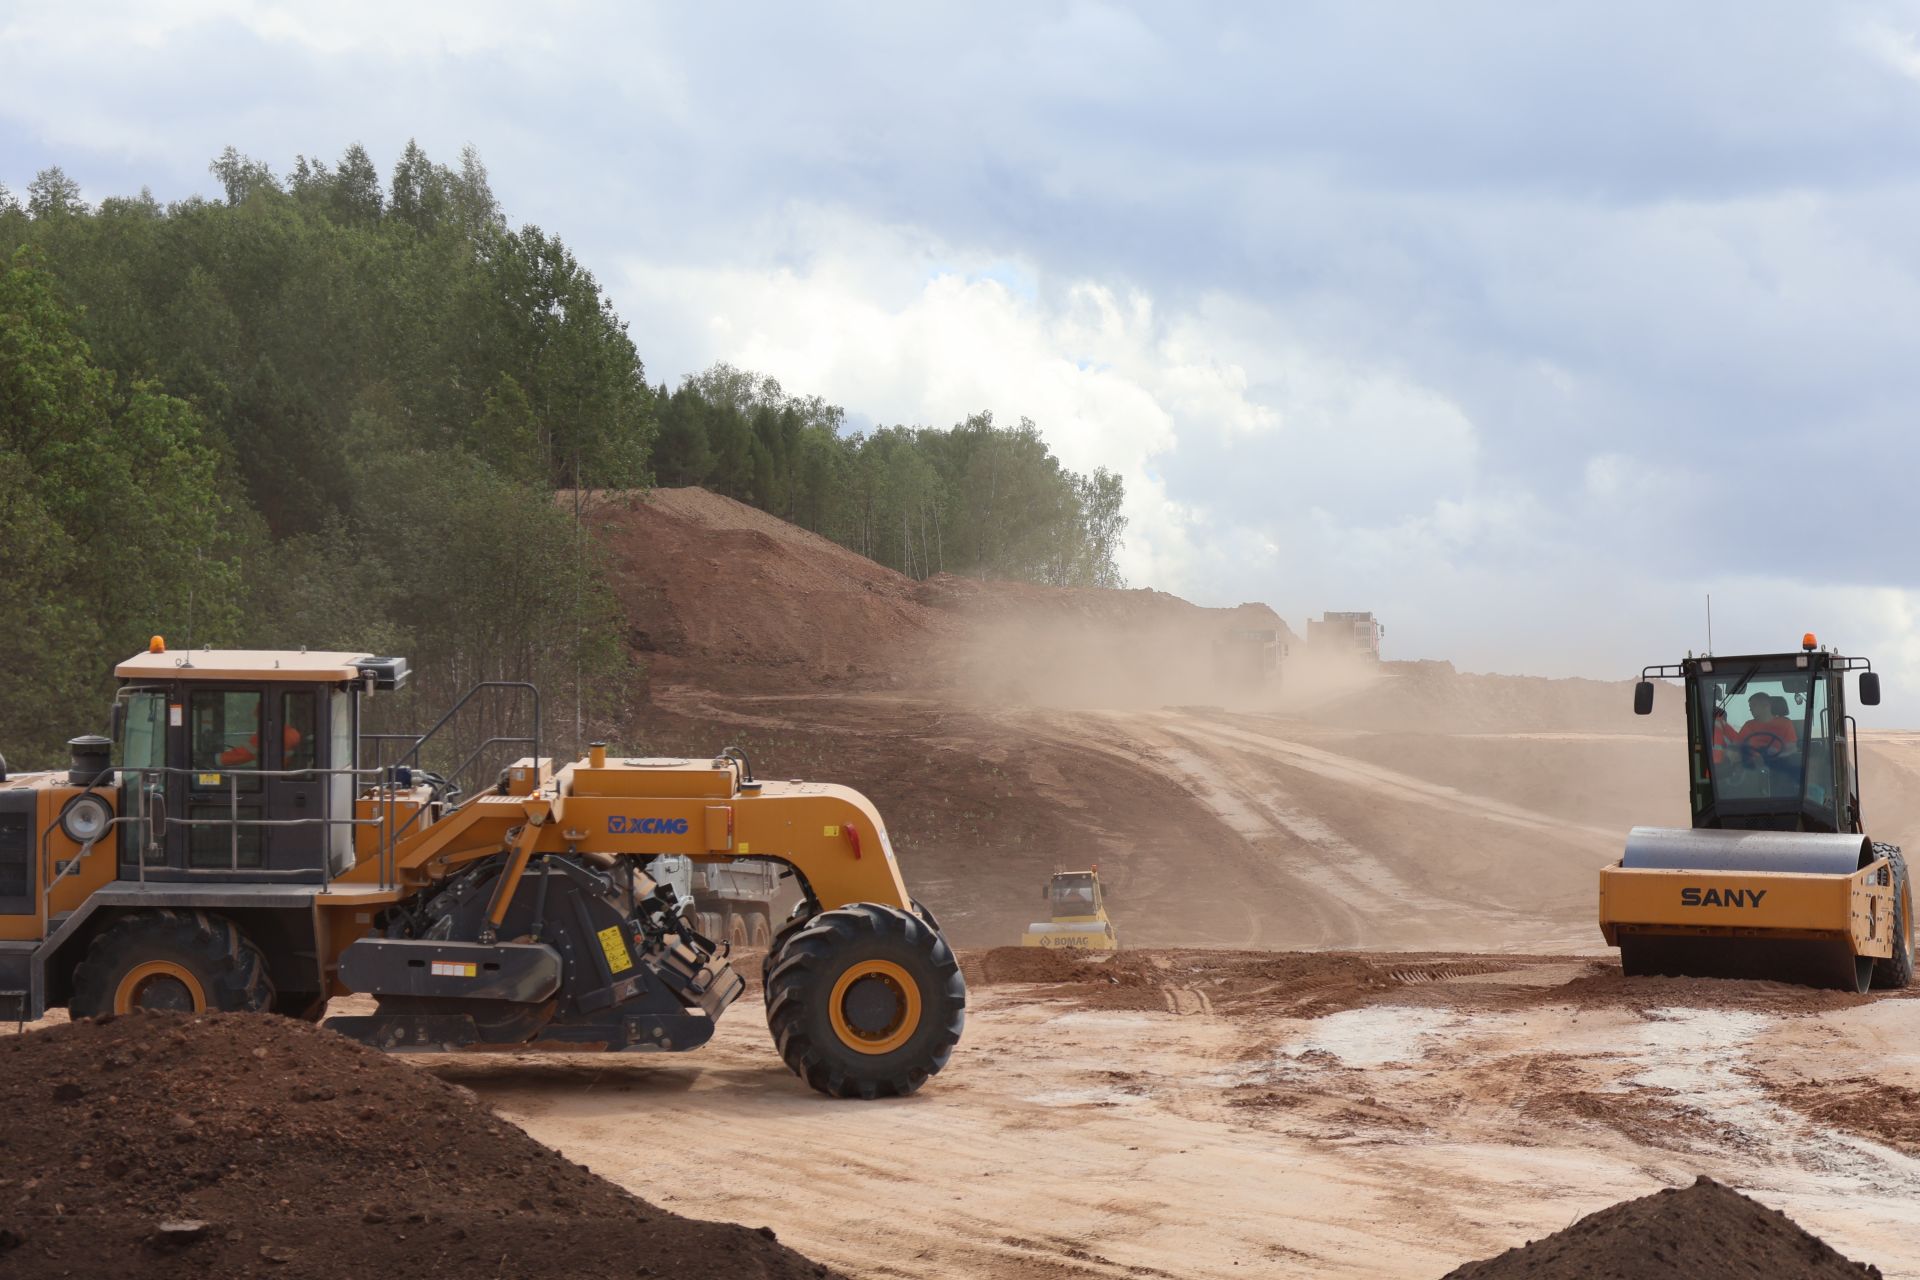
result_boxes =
[609,817,690,835]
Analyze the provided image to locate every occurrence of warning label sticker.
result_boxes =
[430,961,478,978]
[597,925,634,974]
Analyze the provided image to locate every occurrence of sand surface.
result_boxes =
[429,951,1920,1279]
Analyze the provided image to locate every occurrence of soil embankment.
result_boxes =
[594,487,1703,953]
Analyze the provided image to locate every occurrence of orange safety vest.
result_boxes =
[218,725,302,767]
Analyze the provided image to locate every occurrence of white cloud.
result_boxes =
[1857,20,1920,83]
[619,206,1493,598]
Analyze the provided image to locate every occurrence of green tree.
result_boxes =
[0,250,240,759]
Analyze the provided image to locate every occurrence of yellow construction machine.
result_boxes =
[1022,868,1118,950]
[1599,635,1912,992]
[0,642,964,1097]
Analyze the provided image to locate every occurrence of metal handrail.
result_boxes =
[91,763,421,891]
[361,681,541,795]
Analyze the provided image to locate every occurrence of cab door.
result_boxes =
[264,687,324,871]
[173,685,267,873]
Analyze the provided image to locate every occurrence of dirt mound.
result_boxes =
[588,486,1298,705]
[0,1011,836,1280]
[1438,1176,1881,1279]
[588,487,944,690]
[1773,1077,1920,1156]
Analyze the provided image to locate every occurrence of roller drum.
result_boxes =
[1621,827,1872,876]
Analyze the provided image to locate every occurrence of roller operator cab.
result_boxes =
[1600,636,1913,992]
[0,642,965,1100]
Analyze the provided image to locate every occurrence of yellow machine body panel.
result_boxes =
[1598,861,1893,956]
[0,778,121,943]
[321,757,912,972]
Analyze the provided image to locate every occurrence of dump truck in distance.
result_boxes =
[1598,635,1912,992]
[0,642,964,1098]
[1307,612,1384,660]
[646,854,783,949]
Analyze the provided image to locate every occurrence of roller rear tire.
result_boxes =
[1873,846,1913,991]
[764,902,965,1099]
[70,910,276,1019]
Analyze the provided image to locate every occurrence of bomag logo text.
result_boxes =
[1680,887,1767,908]
[609,817,690,835]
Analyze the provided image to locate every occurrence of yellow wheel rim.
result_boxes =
[828,959,922,1056]
[114,961,206,1014]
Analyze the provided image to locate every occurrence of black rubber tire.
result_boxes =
[763,910,815,1009]
[70,910,276,1019]
[728,912,750,949]
[750,910,773,949]
[764,902,965,1099]
[1873,846,1914,991]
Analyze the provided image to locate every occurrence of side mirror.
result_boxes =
[109,703,125,745]
[1633,681,1655,716]
[1860,672,1881,706]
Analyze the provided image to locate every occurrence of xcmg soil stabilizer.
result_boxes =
[0,642,965,1098]
[1599,634,1914,993]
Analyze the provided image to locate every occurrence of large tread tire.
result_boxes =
[764,903,965,1099]
[70,910,276,1019]
[728,912,750,950]
[1873,845,1914,991]
[750,911,773,950]
[763,908,817,1009]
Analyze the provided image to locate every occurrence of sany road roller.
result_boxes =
[1599,634,1913,992]
[0,642,964,1097]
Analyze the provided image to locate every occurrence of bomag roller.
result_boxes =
[1598,634,1913,992]
[0,641,964,1098]
[1022,868,1118,950]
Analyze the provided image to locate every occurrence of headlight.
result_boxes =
[60,794,113,844]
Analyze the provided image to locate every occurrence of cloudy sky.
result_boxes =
[6,2,1920,704]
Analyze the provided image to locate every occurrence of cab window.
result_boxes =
[190,690,265,788]
[282,691,317,772]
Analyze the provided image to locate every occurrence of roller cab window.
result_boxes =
[1699,669,1811,805]
[1049,873,1100,917]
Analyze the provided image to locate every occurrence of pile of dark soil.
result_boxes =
[0,1011,839,1280]
[1439,1176,1881,1279]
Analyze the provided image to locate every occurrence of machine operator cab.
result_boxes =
[1634,634,1880,836]
[112,640,410,883]
[1047,870,1104,918]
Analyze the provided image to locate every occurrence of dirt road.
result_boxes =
[439,950,1920,1280]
